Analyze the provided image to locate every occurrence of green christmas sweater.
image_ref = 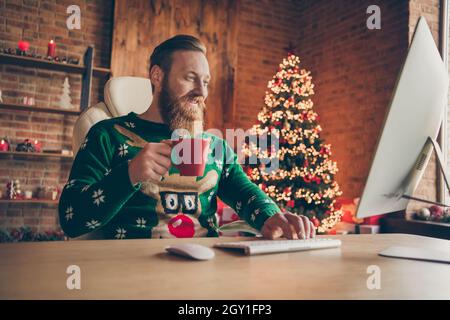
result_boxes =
[58,112,280,239]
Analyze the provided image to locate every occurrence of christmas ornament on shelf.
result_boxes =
[242,48,343,234]
[429,205,444,221]
[0,226,66,243]
[17,40,30,55]
[2,44,78,64]
[58,77,74,110]
[415,205,450,223]
[16,139,36,152]
[416,207,431,220]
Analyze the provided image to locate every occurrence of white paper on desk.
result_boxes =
[379,246,450,264]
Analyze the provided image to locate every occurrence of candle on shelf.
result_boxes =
[0,139,9,151]
[51,190,58,201]
[25,190,33,200]
[47,40,56,58]
[33,139,42,152]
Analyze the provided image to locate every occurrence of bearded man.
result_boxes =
[58,35,316,240]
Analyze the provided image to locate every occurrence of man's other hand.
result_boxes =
[261,212,316,240]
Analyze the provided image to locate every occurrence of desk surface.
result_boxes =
[0,234,449,299]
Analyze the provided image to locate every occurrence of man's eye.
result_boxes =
[186,76,195,81]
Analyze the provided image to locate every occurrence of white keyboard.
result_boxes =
[214,238,342,256]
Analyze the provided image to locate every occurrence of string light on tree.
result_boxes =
[242,48,343,234]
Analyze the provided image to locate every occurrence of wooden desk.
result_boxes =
[0,234,449,299]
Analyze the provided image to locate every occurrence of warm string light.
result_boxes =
[317,209,343,233]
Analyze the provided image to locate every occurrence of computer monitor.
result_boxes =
[356,16,449,219]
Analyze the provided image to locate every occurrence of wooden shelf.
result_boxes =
[380,216,450,240]
[0,103,81,116]
[0,151,73,160]
[0,53,111,76]
[93,66,111,76]
[1,46,110,111]
[0,199,59,205]
[0,53,85,73]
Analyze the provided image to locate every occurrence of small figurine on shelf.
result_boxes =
[16,139,36,152]
[58,77,74,110]
[0,89,3,103]
[22,96,35,106]
[3,48,14,54]
[6,180,22,200]
[0,137,10,151]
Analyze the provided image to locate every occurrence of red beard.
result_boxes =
[158,82,206,136]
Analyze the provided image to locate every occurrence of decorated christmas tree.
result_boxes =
[242,51,343,234]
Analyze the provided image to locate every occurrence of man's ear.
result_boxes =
[150,65,164,92]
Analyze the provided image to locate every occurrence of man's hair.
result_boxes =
[149,34,206,92]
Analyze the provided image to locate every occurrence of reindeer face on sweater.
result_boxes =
[140,170,219,238]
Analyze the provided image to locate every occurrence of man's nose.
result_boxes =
[194,82,207,99]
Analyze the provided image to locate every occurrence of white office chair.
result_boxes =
[72,76,153,156]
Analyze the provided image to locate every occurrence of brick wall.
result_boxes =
[232,0,302,130]
[0,0,113,233]
[291,0,410,199]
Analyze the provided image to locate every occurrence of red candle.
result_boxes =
[47,40,56,58]
[33,139,42,152]
[0,139,8,152]
[18,40,30,52]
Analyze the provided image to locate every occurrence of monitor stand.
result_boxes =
[398,136,450,207]
[379,136,450,263]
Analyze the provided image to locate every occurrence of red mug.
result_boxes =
[172,138,210,176]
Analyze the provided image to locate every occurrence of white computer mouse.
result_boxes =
[165,243,215,261]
